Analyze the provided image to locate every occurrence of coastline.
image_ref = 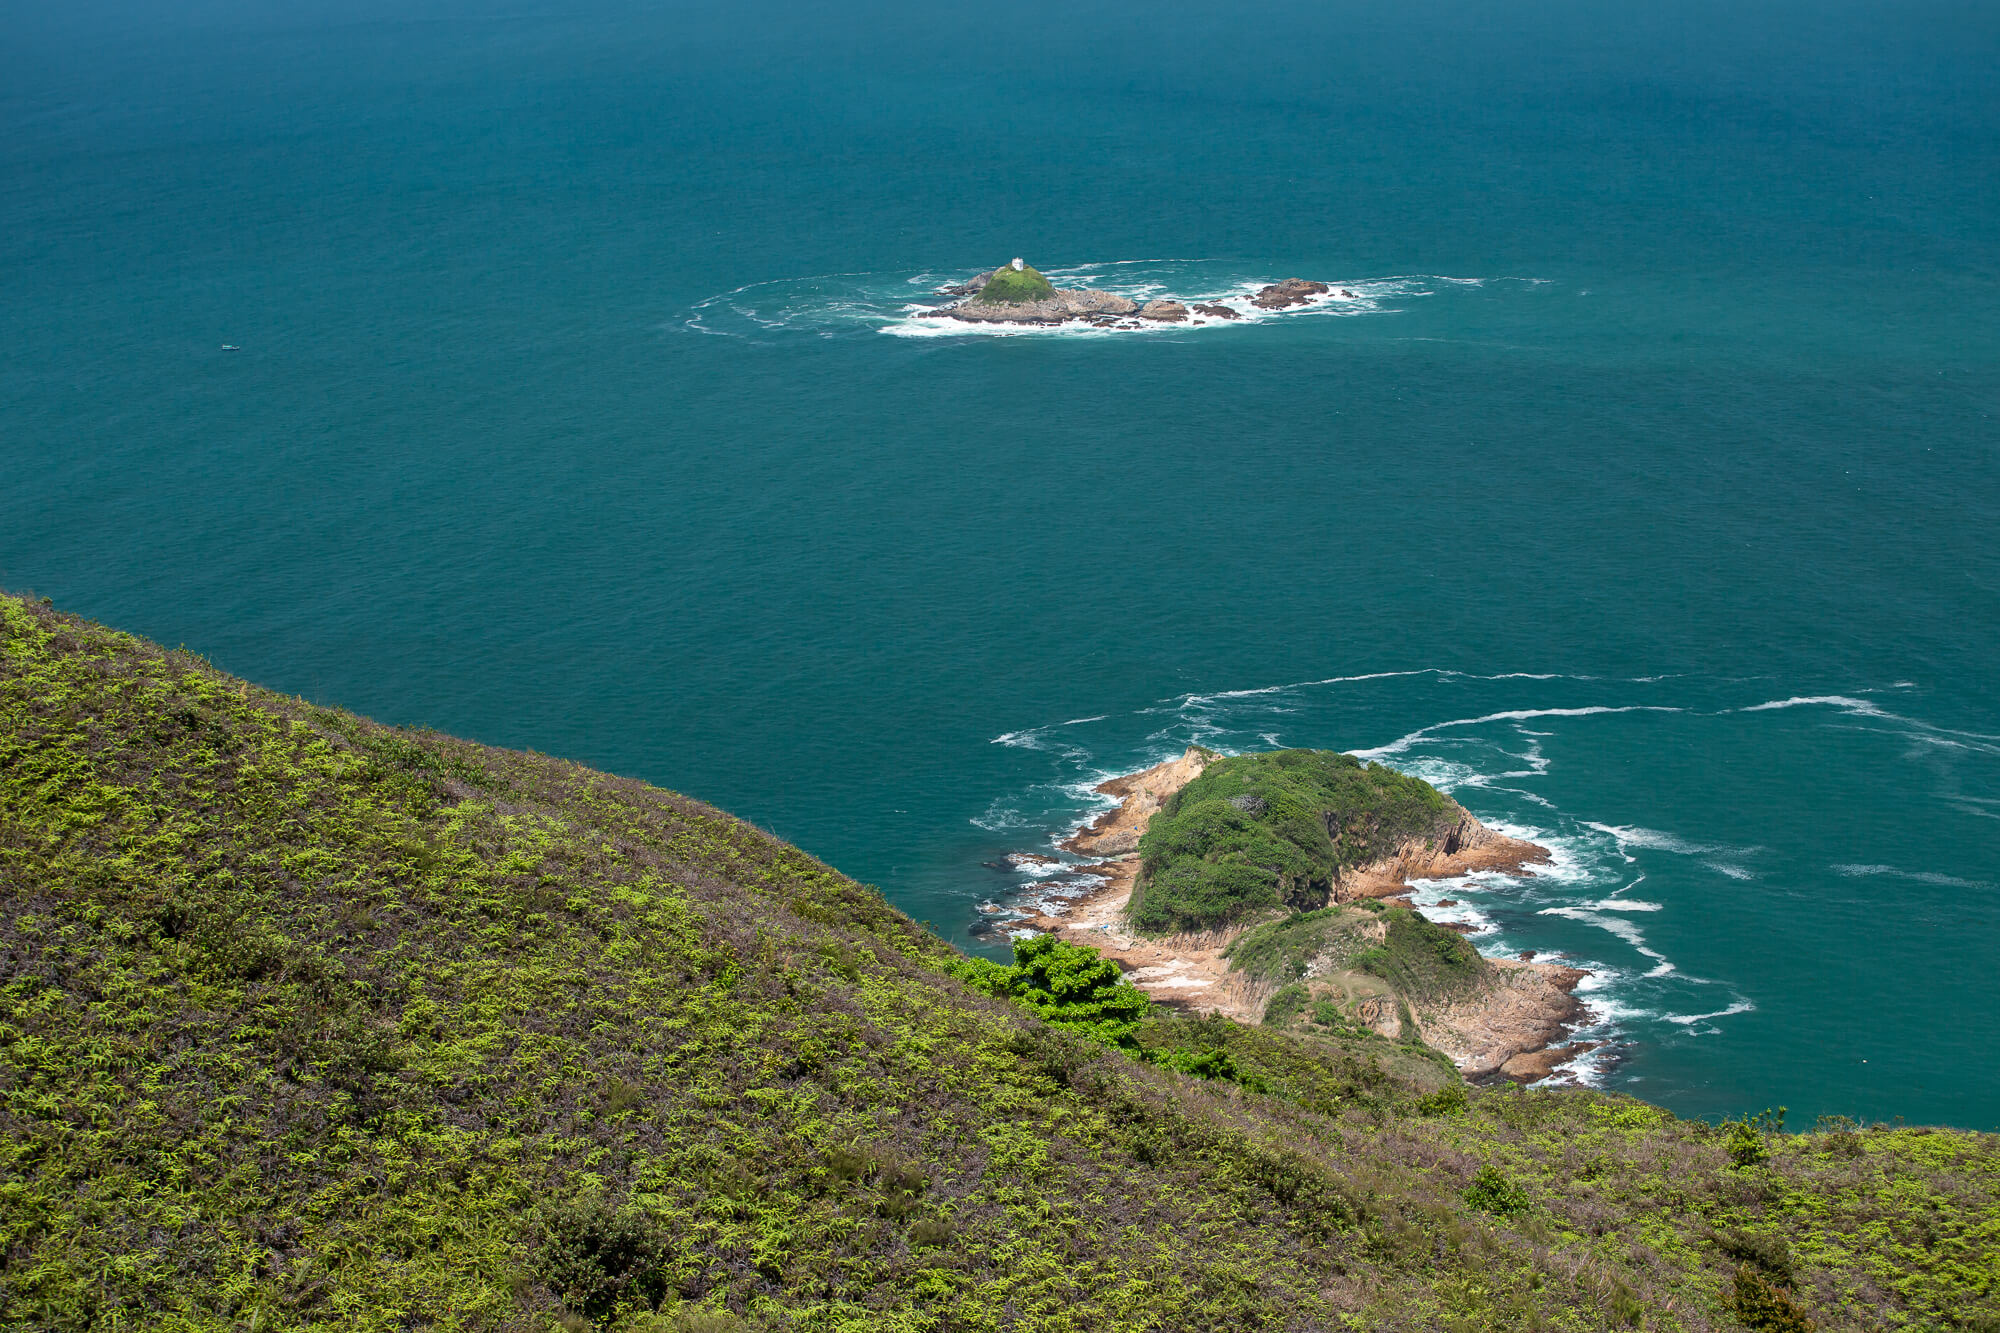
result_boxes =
[1006,747,1596,1083]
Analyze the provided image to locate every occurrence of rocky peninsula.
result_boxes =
[933,259,1357,328]
[1000,746,1595,1082]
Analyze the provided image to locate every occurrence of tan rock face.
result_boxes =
[1138,300,1189,322]
[1062,746,1217,857]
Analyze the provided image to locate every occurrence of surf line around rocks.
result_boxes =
[979,746,1605,1084]
[927,259,1359,329]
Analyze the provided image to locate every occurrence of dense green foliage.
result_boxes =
[972,263,1055,304]
[952,936,1149,1050]
[4,594,1998,1332]
[1129,749,1453,934]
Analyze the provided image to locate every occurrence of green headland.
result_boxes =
[2,592,1996,1331]
[973,261,1057,304]
[1130,748,1462,934]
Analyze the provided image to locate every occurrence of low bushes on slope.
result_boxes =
[3,594,1997,1333]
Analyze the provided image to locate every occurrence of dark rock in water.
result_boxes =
[1192,303,1240,319]
[1139,300,1189,322]
[1251,278,1331,309]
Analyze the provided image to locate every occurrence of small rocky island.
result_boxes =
[933,258,1355,328]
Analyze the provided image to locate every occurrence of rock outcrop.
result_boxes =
[1252,278,1331,309]
[945,288,1139,324]
[934,264,1345,326]
[1062,746,1218,857]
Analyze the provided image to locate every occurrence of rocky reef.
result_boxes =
[932,263,1357,328]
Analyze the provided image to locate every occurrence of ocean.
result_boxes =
[4,0,1997,1128]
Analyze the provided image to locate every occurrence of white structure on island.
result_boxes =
[1011,257,1025,271]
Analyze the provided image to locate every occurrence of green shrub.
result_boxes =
[1415,1082,1470,1117]
[1729,1266,1817,1332]
[1722,1108,1786,1169]
[954,935,1150,1048]
[533,1195,669,1325]
[1464,1165,1532,1217]
[1263,983,1310,1027]
[1715,1227,1795,1284]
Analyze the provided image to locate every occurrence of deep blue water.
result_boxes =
[5,0,1998,1128]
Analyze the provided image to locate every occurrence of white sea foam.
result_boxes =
[1661,999,1756,1028]
[1832,863,1994,890]
[1352,705,1683,761]
[1536,906,1676,976]
[1740,694,1892,716]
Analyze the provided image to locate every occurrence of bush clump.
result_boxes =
[1730,1266,1818,1332]
[533,1194,669,1325]
[1464,1164,1533,1216]
[1128,749,1453,934]
[955,935,1150,1048]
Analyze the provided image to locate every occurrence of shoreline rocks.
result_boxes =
[1252,278,1330,309]
[932,263,1348,327]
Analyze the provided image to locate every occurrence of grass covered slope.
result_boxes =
[4,593,1999,1332]
[972,262,1056,304]
[1129,749,1455,934]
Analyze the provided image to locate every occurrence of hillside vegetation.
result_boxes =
[1129,749,1454,934]
[3,593,1997,1332]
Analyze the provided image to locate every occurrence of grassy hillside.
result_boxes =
[1129,749,1455,934]
[973,263,1056,304]
[3,593,1997,1332]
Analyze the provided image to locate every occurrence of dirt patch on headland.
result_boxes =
[1022,748,1591,1081]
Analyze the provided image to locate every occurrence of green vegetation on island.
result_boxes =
[1129,748,1455,934]
[4,592,1998,1332]
[973,261,1056,304]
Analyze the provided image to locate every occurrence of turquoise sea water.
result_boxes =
[5,0,1997,1127]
